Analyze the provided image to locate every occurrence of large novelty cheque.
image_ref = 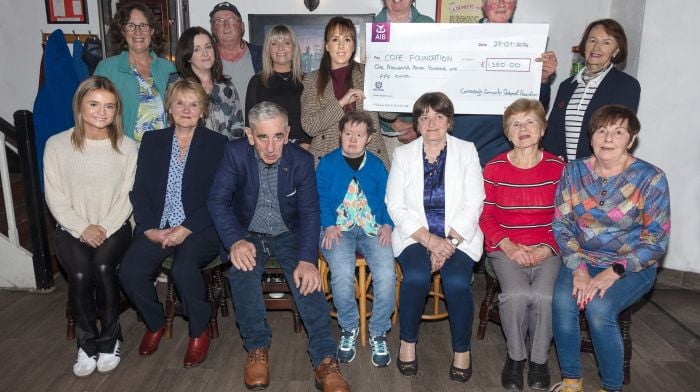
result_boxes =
[364,23,549,114]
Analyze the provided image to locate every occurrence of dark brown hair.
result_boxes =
[108,2,164,55]
[316,17,357,99]
[338,111,376,135]
[175,26,229,84]
[578,18,628,66]
[589,104,640,137]
[412,92,455,133]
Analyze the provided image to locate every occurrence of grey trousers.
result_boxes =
[489,251,561,364]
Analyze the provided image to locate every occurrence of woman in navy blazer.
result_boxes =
[119,80,227,368]
[542,19,640,161]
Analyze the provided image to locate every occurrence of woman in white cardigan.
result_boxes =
[386,92,484,383]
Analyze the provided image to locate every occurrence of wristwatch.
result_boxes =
[612,263,625,277]
[447,236,461,246]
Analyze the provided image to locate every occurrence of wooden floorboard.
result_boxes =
[0,273,698,391]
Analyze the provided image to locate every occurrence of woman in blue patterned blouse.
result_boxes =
[119,80,227,369]
[386,92,484,383]
[550,105,671,392]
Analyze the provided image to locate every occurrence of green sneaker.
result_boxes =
[369,334,391,367]
[336,328,359,363]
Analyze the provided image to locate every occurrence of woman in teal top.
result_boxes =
[95,2,175,144]
[374,0,434,23]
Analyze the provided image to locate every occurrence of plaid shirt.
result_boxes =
[553,157,670,273]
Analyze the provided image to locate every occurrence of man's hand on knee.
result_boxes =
[230,239,257,271]
[293,261,321,296]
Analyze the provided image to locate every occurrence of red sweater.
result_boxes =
[479,151,564,253]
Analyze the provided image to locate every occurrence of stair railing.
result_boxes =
[12,110,54,290]
[0,132,19,244]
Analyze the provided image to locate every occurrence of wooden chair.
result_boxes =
[319,254,402,347]
[160,256,229,339]
[475,264,632,384]
[420,271,449,321]
[581,307,632,385]
[261,256,302,333]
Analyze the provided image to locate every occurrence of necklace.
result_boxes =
[277,72,291,81]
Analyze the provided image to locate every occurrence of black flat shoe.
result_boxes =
[527,360,550,390]
[396,353,417,376]
[501,355,525,391]
[449,363,472,383]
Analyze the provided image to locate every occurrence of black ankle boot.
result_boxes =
[527,361,550,390]
[501,355,525,391]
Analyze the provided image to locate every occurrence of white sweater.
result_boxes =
[43,128,138,239]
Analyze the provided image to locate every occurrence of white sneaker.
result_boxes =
[73,348,97,378]
[97,341,121,374]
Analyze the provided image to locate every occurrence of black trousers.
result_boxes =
[54,223,131,356]
[119,226,219,337]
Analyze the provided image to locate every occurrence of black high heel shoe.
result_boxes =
[396,349,417,376]
[449,353,472,383]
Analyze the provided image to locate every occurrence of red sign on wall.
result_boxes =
[46,0,88,24]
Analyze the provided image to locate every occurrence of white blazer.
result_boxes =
[386,134,485,261]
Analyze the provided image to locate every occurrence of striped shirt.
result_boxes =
[563,66,613,161]
[553,157,671,272]
[480,151,565,253]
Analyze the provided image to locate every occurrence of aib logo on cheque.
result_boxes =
[372,23,390,42]
[374,81,384,91]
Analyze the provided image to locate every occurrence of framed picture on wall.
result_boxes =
[249,14,375,74]
[436,0,483,23]
[45,0,89,24]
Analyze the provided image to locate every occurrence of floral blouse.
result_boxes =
[336,178,380,236]
[131,65,166,145]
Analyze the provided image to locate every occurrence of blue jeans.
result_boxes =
[552,264,656,390]
[320,226,396,336]
[397,243,475,352]
[228,231,336,368]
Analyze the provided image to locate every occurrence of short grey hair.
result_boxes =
[248,101,289,130]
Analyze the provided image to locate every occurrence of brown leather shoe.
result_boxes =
[139,325,166,356]
[314,357,349,392]
[244,348,270,390]
[184,330,210,368]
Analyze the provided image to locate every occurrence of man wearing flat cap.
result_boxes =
[209,1,262,121]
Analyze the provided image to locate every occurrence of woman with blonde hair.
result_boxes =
[119,79,228,368]
[44,76,137,377]
[245,24,309,147]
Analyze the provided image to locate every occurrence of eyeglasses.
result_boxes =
[212,17,242,26]
[123,23,152,32]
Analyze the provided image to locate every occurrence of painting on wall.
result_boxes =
[249,14,375,73]
[436,0,483,23]
[45,0,89,24]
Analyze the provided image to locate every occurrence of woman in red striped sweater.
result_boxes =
[479,98,565,392]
